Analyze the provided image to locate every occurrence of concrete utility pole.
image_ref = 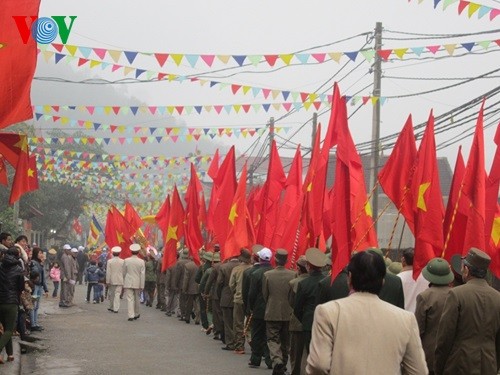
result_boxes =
[370,22,383,231]
[269,117,275,148]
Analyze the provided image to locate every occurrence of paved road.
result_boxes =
[22,284,272,375]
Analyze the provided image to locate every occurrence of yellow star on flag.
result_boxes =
[14,135,28,153]
[306,182,312,192]
[166,225,178,242]
[116,231,124,244]
[417,182,431,212]
[27,168,34,177]
[364,201,373,217]
[491,216,500,247]
[229,203,238,225]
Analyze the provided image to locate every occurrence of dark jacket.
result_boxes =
[85,264,104,284]
[248,262,273,319]
[0,254,25,305]
[29,259,49,293]
[294,269,324,331]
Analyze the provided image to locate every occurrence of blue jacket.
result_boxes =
[85,265,104,283]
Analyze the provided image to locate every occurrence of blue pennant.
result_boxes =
[345,51,358,62]
[461,43,475,52]
[434,0,441,8]
[282,91,290,101]
[233,55,246,66]
[135,69,146,78]
[55,53,65,64]
[194,106,202,114]
[262,104,271,112]
[35,113,43,120]
[124,51,138,64]
[130,106,139,115]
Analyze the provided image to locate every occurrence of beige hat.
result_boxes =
[130,243,141,252]
[275,248,288,262]
[296,255,307,268]
[305,248,327,268]
[111,246,122,254]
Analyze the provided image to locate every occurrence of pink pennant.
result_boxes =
[77,120,84,126]
[362,97,370,105]
[67,137,74,143]
[214,106,223,114]
[194,134,201,141]
[242,104,251,113]
[86,106,95,115]
[283,103,292,111]
[93,48,107,59]
[154,53,169,67]
[188,128,195,135]
[262,89,271,99]
[112,64,121,72]
[248,129,256,136]
[491,9,500,20]
[427,45,440,54]
[264,55,279,66]
[458,0,469,14]
[118,138,125,145]
[134,127,141,134]
[149,106,157,114]
[201,54,215,67]
[166,128,173,135]
[311,53,326,63]
[171,136,178,143]
[218,128,224,135]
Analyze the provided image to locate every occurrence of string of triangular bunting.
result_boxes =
[408,0,500,20]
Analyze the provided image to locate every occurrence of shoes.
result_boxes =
[101,296,104,302]
[234,348,245,354]
[113,311,118,313]
[265,360,273,370]
[7,356,14,362]
[31,326,42,332]
[92,301,97,304]
[107,308,113,312]
[165,312,171,317]
[133,314,140,320]
[195,322,200,325]
[185,319,190,324]
[273,363,286,375]
[221,346,234,351]
[205,326,213,335]
[248,361,260,369]
[213,334,221,340]
[128,318,134,321]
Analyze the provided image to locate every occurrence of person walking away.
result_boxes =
[76,246,87,285]
[229,248,252,354]
[306,251,427,374]
[144,253,157,307]
[0,248,25,364]
[262,249,295,375]
[398,247,429,313]
[28,247,49,331]
[85,260,102,303]
[434,248,500,375]
[95,262,106,303]
[217,250,243,350]
[49,261,61,298]
[247,247,274,369]
[288,256,309,375]
[123,244,145,321]
[156,253,166,310]
[106,246,124,313]
[182,254,200,324]
[59,244,73,308]
[415,258,454,375]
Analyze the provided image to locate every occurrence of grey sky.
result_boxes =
[32,0,500,173]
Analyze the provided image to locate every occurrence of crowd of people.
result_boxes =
[1,230,499,374]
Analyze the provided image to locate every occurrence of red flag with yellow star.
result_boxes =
[0,133,28,167]
[0,155,8,186]
[125,201,143,235]
[462,102,487,254]
[378,115,417,233]
[442,147,469,261]
[206,149,220,235]
[488,204,500,278]
[212,147,237,252]
[0,0,40,129]
[256,140,286,247]
[330,93,378,280]
[155,194,170,243]
[162,185,185,271]
[225,164,255,260]
[104,206,135,259]
[410,111,444,278]
[184,163,203,265]
[485,123,500,262]
[27,154,38,191]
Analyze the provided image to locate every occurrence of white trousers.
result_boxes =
[125,288,141,319]
[108,285,123,312]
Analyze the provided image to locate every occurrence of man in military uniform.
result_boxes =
[288,256,309,375]
[248,247,274,369]
[435,248,500,375]
[196,251,213,330]
[293,248,326,357]
[67,247,79,306]
[217,250,244,350]
[263,249,295,375]
[205,250,224,341]
[123,243,145,321]
[174,248,190,320]
[106,246,124,313]
[156,252,166,310]
[182,253,200,324]
[229,248,252,354]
